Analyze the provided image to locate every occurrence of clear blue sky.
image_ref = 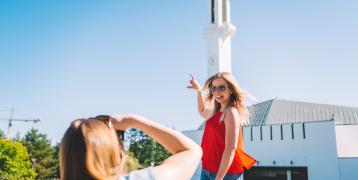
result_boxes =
[0,0,357,144]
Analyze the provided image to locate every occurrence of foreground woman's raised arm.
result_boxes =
[111,114,203,180]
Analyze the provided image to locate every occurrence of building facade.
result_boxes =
[184,99,358,180]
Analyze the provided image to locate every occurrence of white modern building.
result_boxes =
[184,99,358,180]
[184,0,358,179]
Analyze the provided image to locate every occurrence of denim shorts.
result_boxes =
[200,169,242,180]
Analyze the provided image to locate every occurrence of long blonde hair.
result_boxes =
[203,72,250,125]
[60,117,125,180]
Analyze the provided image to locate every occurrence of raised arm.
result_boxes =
[187,74,212,119]
[111,114,202,180]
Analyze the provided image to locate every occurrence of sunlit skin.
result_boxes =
[211,78,232,112]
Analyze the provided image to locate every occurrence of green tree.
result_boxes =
[22,129,57,180]
[127,128,171,168]
[51,142,60,178]
[123,151,141,173]
[0,138,37,179]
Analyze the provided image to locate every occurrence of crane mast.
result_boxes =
[0,108,40,139]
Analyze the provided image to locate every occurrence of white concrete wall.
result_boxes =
[242,124,306,166]
[303,121,340,180]
[183,130,204,145]
[338,158,358,180]
[335,125,358,157]
[183,130,204,180]
[244,121,340,180]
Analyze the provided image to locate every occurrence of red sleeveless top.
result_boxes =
[201,111,256,174]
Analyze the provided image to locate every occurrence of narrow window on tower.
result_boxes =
[211,0,215,23]
[222,0,227,23]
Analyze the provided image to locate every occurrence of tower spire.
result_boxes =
[205,0,236,77]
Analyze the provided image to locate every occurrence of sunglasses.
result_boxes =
[210,85,228,93]
[94,115,125,141]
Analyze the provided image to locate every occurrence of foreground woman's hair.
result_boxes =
[60,114,202,180]
[60,117,125,179]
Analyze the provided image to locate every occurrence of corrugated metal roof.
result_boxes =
[249,99,358,126]
[198,99,358,130]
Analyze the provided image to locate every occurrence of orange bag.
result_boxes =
[236,148,256,170]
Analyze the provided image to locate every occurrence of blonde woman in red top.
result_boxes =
[188,72,256,180]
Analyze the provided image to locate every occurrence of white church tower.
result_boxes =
[205,0,236,77]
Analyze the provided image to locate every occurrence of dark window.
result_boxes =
[260,126,263,141]
[211,0,215,23]
[302,123,306,139]
[270,125,273,140]
[250,126,253,141]
[280,124,283,140]
[291,124,294,139]
[222,0,227,23]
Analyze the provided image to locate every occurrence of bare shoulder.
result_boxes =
[227,107,239,113]
[226,107,240,117]
[223,107,240,123]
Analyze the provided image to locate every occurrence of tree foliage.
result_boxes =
[52,142,60,178]
[126,128,171,168]
[22,129,57,180]
[0,138,37,179]
[123,151,141,173]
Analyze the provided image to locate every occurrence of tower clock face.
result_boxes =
[209,56,215,66]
